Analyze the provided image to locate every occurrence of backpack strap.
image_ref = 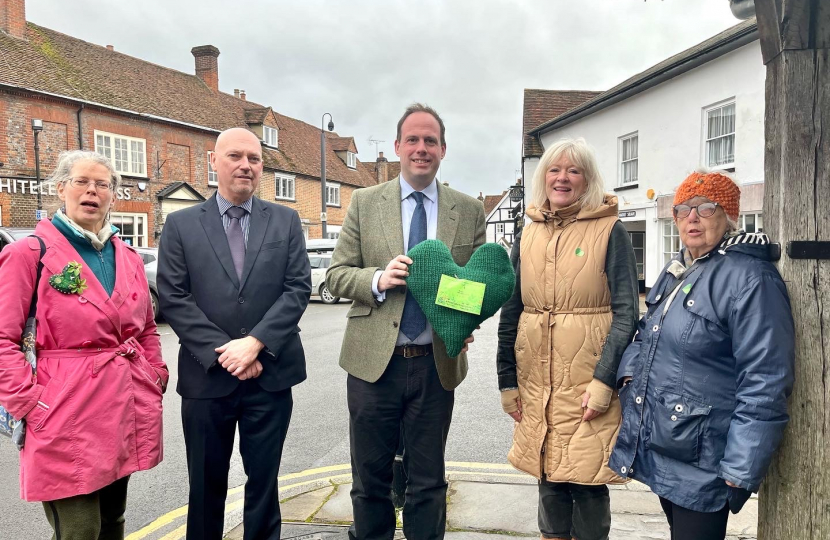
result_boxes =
[28,236,46,319]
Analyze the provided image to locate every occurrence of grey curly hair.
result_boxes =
[50,150,121,192]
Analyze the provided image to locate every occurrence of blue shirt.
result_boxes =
[372,176,439,346]
[216,193,253,246]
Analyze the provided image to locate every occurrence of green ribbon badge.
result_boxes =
[682,283,693,294]
[575,247,585,257]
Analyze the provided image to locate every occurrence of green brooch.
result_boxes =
[49,261,88,295]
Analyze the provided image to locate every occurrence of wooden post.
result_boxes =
[755,1,830,538]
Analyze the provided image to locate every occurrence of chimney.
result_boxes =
[376,152,388,184]
[239,90,246,101]
[477,192,485,202]
[1,0,27,40]
[106,44,114,51]
[233,89,240,98]
[191,45,220,92]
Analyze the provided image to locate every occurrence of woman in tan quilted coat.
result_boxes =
[497,138,639,540]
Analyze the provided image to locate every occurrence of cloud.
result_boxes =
[28,0,741,196]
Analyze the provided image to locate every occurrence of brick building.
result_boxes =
[0,0,378,245]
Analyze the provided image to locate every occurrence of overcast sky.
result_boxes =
[28,0,742,197]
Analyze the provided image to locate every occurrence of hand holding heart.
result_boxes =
[379,255,412,292]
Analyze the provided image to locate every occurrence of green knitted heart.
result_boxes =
[406,240,515,356]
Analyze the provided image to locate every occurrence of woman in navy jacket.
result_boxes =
[609,171,794,540]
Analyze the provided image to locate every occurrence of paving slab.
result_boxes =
[313,482,354,523]
[281,485,337,522]
[610,489,663,515]
[448,480,539,534]
[446,532,535,539]
[726,499,757,538]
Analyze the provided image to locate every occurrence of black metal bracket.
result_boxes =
[786,241,830,260]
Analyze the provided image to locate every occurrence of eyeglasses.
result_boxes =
[673,202,719,219]
[68,177,112,191]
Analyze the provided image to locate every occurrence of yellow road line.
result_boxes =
[156,524,186,540]
[127,462,512,539]
[125,506,188,540]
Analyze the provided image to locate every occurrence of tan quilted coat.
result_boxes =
[508,195,626,485]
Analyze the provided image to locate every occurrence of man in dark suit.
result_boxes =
[158,127,311,540]
[327,104,486,540]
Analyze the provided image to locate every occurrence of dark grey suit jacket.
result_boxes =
[158,194,311,399]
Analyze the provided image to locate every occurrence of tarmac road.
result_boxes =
[0,301,515,539]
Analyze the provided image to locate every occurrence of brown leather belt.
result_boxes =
[393,343,433,358]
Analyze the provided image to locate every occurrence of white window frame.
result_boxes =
[111,212,148,247]
[94,130,147,177]
[703,100,736,169]
[275,173,296,201]
[618,132,638,185]
[207,151,218,186]
[263,125,278,148]
[326,182,341,207]
[326,224,341,240]
[661,219,682,266]
[496,222,505,235]
[739,212,763,233]
[346,151,357,169]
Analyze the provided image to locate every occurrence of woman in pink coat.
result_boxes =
[0,150,167,539]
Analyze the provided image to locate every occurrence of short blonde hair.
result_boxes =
[530,138,605,211]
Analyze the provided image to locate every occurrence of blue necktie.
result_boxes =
[401,191,428,341]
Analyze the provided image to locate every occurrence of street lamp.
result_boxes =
[320,113,335,239]
[509,181,525,233]
[31,119,43,216]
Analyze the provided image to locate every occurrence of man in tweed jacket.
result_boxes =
[327,104,485,540]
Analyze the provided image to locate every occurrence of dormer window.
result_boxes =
[346,151,356,169]
[263,125,278,148]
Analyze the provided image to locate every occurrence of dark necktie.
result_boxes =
[401,191,428,340]
[225,206,246,281]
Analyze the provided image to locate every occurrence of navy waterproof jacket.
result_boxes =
[608,232,794,512]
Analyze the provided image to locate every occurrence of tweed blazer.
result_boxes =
[327,178,486,390]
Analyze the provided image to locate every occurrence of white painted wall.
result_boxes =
[485,195,516,244]
[535,41,764,287]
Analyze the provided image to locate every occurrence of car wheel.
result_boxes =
[320,284,340,304]
[150,290,160,319]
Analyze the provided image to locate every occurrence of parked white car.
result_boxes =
[307,239,339,304]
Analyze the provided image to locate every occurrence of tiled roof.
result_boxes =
[523,90,601,158]
[363,159,401,183]
[260,112,376,188]
[483,192,507,216]
[0,23,377,189]
[387,162,401,180]
[531,19,758,136]
[244,108,271,125]
[329,137,357,153]
[155,181,205,200]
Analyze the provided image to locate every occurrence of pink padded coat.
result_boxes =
[0,219,167,502]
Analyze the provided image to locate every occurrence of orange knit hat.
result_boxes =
[672,171,741,221]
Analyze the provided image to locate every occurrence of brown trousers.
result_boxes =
[42,476,130,540]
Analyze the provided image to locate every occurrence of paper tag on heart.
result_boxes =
[435,275,486,315]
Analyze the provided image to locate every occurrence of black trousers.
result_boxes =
[182,380,293,540]
[347,354,454,540]
[538,480,611,540]
[43,476,130,540]
[659,497,730,540]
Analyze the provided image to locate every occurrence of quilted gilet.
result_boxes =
[508,195,625,485]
